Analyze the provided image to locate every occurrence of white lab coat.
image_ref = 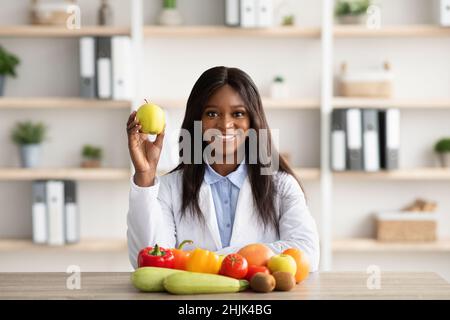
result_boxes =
[127,169,320,271]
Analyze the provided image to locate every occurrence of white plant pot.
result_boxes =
[270,82,290,99]
[336,14,366,25]
[158,8,183,26]
[20,144,41,168]
[0,75,5,96]
[438,152,450,168]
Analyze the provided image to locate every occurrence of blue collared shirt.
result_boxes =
[204,162,247,248]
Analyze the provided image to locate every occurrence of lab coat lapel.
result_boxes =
[230,177,256,245]
[198,181,222,250]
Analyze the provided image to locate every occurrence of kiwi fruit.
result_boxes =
[250,273,276,293]
[273,271,296,291]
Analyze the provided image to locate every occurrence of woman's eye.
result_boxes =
[234,111,245,117]
[206,111,218,117]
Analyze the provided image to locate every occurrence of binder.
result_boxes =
[79,37,96,98]
[434,0,450,26]
[64,180,79,244]
[379,109,400,170]
[240,0,257,28]
[225,0,240,27]
[32,181,47,244]
[96,37,112,99]
[331,109,347,171]
[362,109,380,172]
[46,180,65,246]
[112,36,133,100]
[256,0,273,27]
[346,108,363,170]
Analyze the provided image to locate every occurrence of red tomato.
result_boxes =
[219,253,248,279]
[245,265,270,281]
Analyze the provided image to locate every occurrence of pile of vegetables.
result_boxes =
[131,241,310,295]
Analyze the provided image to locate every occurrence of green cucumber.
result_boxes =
[163,272,249,295]
[131,267,184,292]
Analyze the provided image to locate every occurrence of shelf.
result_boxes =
[0,168,131,181]
[333,97,450,109]
[333,168,450,180]
[0,239,127,253]
[0,25,130,37]
[144,26,321,38]
[0,97,132,109]
[333,238,450,252]
[153,97,319,110]
[334,25,450,38]
[293,168,321,180]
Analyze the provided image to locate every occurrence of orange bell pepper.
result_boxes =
[171,240,194,270]
[186,247,221,274]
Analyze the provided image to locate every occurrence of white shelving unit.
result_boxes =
[1,0,450,275]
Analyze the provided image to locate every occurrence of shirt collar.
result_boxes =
[204,161,247,189]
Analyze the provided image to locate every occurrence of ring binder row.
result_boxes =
[331,108,400,172]
[32,180,79,245]
[79,36,133,100]
[226,0,273,28]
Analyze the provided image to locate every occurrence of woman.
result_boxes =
[126,66,320,271]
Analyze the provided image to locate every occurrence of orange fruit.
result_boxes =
[282,248,310,283]
[237,243,274,267]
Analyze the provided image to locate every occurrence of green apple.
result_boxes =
[136,101,165,134]
[267,254,297,277]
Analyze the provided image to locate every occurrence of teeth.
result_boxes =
[216,134,236,141]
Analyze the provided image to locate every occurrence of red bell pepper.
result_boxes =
[137,244,175,268]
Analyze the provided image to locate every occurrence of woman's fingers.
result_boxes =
[153,126,165,149]
[127,114,141,133]
[127,111,137,126]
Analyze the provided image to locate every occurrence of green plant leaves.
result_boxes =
[11,121,46,145]
[0,46,20,77]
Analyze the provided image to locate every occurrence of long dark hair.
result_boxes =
[171,66,302,235]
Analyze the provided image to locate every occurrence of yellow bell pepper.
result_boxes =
[186,248,222,274]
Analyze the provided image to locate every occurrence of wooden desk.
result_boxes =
[0,272,449,300]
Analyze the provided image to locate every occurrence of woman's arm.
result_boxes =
[215,172,320,272]
[127,174,176,269]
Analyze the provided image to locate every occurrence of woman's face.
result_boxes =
[201,84,251,159]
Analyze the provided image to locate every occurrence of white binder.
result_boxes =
[64,181,79,243]
[434,0,450,26]
[240,0,257,28]
[46,180,65,246]
[362,109,380,172]
[112,36,133,100]
[331,109,346,171]
[256,0,273,27]
[32,181,47,244]
[96,37,112,99]
[379,109,400,170]
[79,37,96,98]
[346,109,363,170]
[225,0,240,26]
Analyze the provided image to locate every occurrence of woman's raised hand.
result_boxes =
[126,111,165,186]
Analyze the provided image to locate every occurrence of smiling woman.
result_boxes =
[126,66,320,271]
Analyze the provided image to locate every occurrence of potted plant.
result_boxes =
[434,138,450,168]
[270,76,290,99]
[0,46,20,96]
[11,121,47,168]
[81,144,103,168]
[158,0,183,26]
[335,0,371,25]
